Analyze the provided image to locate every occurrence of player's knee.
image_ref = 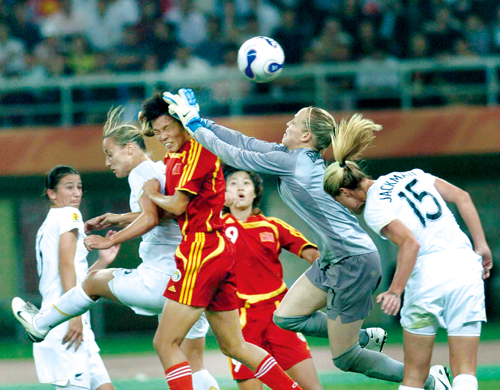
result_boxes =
[333,343,362,372]
[217,338,244,359]
[152,329,181,355]
[82,270,101,297]
[272,313,302,332]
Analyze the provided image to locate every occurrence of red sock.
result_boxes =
[254,354,302,390]
[165,361,193,390]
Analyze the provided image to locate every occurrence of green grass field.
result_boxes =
[3,322,500,359]
[2,323,499,389]
[1,369,499,390]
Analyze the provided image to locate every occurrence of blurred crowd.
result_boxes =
[1,0,500,81]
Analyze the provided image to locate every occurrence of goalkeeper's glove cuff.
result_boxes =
[187,121,203,133]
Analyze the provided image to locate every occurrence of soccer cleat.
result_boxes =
[363,327,388,352]
[12,297,48,343]
[430,365,452,390]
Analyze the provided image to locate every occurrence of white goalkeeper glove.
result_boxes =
[163,88,203,134]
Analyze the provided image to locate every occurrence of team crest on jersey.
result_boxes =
[172,163,183,175]
[260,232,275,242]
[72,213,79,221]
[172,269,182,282]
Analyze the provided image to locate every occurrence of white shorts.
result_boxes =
[109,265,170,316]
[33,318,111,390]
[109,264,210,339]
[405,321,482,337]
[401,249,486,334]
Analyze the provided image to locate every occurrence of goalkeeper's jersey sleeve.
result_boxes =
[193,123,295,176]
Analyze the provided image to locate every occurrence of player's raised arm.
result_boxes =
[165,89,295,176]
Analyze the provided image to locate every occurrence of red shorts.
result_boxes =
[229,295,312,380]
[164,232,238,311]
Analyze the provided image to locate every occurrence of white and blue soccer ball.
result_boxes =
[237,36,285,83]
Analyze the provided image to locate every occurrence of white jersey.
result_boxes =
[36,207,90,315]
[364,169,474,256]
[128,160,182,275]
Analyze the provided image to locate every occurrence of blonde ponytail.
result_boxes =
[103,106,147,151]
[324,114,382,197]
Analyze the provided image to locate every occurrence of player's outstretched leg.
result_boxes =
[12,269,118,341]
[273,274,387,351]
[207,309,303,390]
[330,318,444,390]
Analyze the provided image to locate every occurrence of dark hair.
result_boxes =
[139,92,180,137]
[44,165,80,199]
[223,165,264,215]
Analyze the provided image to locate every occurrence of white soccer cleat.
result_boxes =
[363,327,388,352]
[12,297,48,343]
[430,365,451,390]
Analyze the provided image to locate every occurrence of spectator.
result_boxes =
[353,20,382,58]
[408,32,431,59]
[40,0,86,38]
[464,14,490,55]
[136,0,162,43]
[85,0,140,52]
[311,17,353,63]
[340,0,363,38]
[195,15,226,66]
[218,0,240,42]
[10,2,43,51]
[248,0,281,37]
[165,0,207,49]
[25,0,60,24]
[272,8,307,65]
[0,22,27,76]
[450,0,474,23]
[379,0,410,58]
[407,33,439,102]
[67,35,97,75]
[110,25,151,73]
[452,37,477,58]
[238,13,261,44]
[424,6,463,57]
[163,45,211,81]
[22,51,49,82]
[148,20,178,70]
[33,36,63,70]
[47,54,70,77]
[211,42,250,106]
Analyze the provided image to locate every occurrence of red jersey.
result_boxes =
[222,213,317,305]
[164,138,225,237]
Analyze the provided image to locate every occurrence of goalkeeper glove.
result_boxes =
[163,88,202,134]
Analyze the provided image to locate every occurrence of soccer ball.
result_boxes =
[237,36,285,83]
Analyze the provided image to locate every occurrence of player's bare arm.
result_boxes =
[300,247,320,264]
[84,191,161,251]
[377,220,420,316]
[143,178,191,216]
[434,178,493,279]
[58,229,83,351]
[85,212,142,234]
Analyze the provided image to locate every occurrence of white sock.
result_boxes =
[452,374,478,390]
[34,284,96,332]
[399,386,424,390]
[192,369,219,390]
